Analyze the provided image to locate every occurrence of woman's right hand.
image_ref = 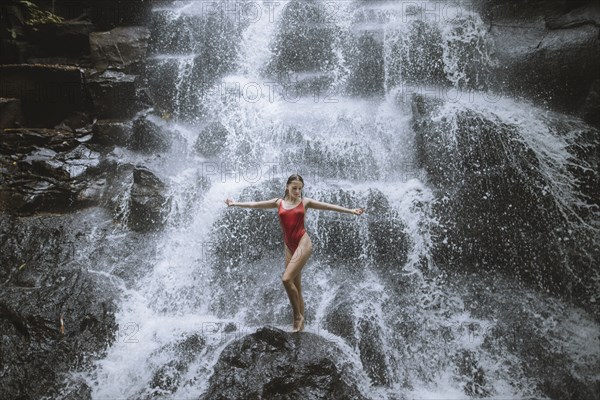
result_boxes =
[225,198,235,207]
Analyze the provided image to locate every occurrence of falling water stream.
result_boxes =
[64,1,599,399]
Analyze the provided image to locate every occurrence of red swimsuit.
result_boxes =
[278,199,307,254]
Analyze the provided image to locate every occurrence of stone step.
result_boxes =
[0,64,91,127]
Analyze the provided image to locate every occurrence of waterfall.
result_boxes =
[73,1,599,399]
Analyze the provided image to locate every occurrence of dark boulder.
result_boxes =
[194,121,228,156]
[0,64,90,127]
[86,69,141,119]
[363,189,409,269]
[474,0,593,23]
[477,288,600,400]
[54,111,94,133]
[479,0,600,114]
[209,182,283,315]
[385,20,446,88]
[0,212,118,400]
[89,0,154,30]
[267,0,338,73]
[0,97,24,129]
[581,79,600,128]
[0,0,73,64]
[279,130,380,181]
[312,189,408,270]
[24,20,94,62]
[201,326,367,400]
[322,288,392,387]
[130,112,177,153]
[145,333,206,396]
[146,8,243,119]
[0,129,106,214]
[345,31,385,96]
[411,94,600,309]
[89,26,151,72]
[452,350,491,397]
[92,119,132,147]
[128,166,169,232]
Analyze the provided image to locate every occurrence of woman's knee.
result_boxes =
[282,273,295,286]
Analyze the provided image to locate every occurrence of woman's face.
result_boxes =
[287,180,303,199]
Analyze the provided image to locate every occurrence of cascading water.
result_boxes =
[67,1,598,399]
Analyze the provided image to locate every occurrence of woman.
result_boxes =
[224,174,364,332]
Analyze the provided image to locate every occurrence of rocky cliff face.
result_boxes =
[411,93,599,317]
[1,1,599,399]
[475,0,600,127]
[0,1,169,398]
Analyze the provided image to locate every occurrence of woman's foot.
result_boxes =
[292,314,305,332]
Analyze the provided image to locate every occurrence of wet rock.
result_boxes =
[54,111,93,132]
[0,64,90,127]
[453,350,491,397]
[0,128,79,155]
[86,69,140,119]
[0,97,23,129]
[475,0,592,23]
[364,189,409,268]
[312,189,402,265]
[22,144,100,180]
[148,333,206,395]
[315,190,363,261]
[89,0,154,30]
[0,129,106,214]
[59,377,93,400]
[546,1,600,29]
[280,134,380,181]
[25,20,93,59]
[128,166,169,232]
[480,297,600,400]
[92,119,132,147]
[201,326,367,400]
[146,10,243,118]
[90,26,151,72]
[323,291,355,341]
[481,0,600,112]
[281,132,380,181]
[0,211,118,400]
[267,0,339,78]
[144,57,183,116]
[581,79,600,129]
[130,113,175,153]
[0,0,76,64]
[208,180,291,316]
[194,121,228,156]
[148,11,205,55]
[345,32,385,96]
[322,289,392,387]
[411,94,598,304]
[385,20,446,88]
[213,182,282,262]
[357,317,391,386]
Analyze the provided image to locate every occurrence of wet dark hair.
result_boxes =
[283,174,304,200]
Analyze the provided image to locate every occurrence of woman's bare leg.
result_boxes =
[282,234,311,331]
[284,245,305,319]
[294,273,304,318]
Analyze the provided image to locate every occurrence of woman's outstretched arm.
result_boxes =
[305,197,364,215]
[224,197,279,209]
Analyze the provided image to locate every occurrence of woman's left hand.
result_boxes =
[353,208,364,215]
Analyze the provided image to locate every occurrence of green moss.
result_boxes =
[20,0,64,26]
